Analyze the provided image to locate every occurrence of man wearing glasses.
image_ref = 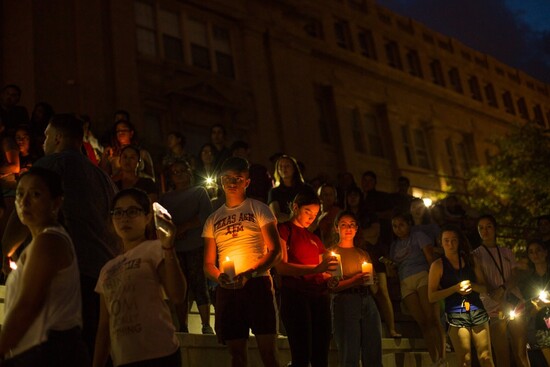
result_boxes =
[203,156,282,367]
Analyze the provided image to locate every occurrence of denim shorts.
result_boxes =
[446,308,490,328]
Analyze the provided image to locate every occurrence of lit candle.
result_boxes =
[221,256,236,281]
[361,261,374,285]
[9,259,17,270]
[330,252,343,278]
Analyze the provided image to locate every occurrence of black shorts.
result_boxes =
[446,308,490,328]
[215,276,277,343]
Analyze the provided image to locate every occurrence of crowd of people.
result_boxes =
[0,82,550,367]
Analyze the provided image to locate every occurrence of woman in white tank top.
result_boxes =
[0,167,89,366]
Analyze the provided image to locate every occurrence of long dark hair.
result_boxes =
[273,155,304,187]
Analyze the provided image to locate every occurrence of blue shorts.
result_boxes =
[446,308,489,328]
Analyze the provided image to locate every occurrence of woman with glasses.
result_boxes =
[93,188,186,367]
[472,215,529,367]
[428,225,493,367]
[0,167,89,365]
[275,186,338,367]
[100,120,155,181]
[159,161,214,334]
[329,210,383,367]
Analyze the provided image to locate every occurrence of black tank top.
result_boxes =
[440,256,483,313]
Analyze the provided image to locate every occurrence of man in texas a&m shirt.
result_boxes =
[203,156,282,367]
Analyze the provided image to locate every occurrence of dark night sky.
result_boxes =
[376,0,550,84]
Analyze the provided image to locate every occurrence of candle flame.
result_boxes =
[331,252,336,256]
[509,310,516,320]
[225,256,230,261]
[9,259,17,270]
[362,261,368,265]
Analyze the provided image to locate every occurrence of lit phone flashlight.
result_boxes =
[205,177,216,189]
[540,290,550,303]
[9,259,17,270]
[152,202,172,236]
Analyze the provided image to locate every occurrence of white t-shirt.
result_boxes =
[5,226,82,359]
[202,198,276,276]
[95,240,178,366]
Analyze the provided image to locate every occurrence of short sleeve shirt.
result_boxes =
[390,231,431,280]
[202,198,276,276]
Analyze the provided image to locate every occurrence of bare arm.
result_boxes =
[157,222,186,304]
[427,259,460,303]
[92,295,111,367]
[203,237,222,283]
[274,237,336,276]
[0,233,71,355]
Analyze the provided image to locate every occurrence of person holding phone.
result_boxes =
[93,188,186,367]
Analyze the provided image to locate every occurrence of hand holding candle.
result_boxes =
[330,252,343,279]
[221,256,237,282]
[361,261,374,285]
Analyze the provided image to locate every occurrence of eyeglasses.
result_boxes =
[339,223,358,229]
[221,175,246,185]
[111,207,144,219]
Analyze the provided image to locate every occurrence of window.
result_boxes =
[502,91,515,115]
[347,109,365,153]
[357,28,376,59]
[484,83,498,107]
[448,68,463,93]
[212,26,234,78]
[401,125,431,169]
[406,49,423,77]
[456,142,471,176]
[133,2,235,78]
[159,9,183,62]
[445,138,457,177]
[364,114,385,157]
[134,1,157,57]
[517,98,529,120]
[334,19,353,50]
[385,41,402,69]
[533,105,546,127]
[314,86,335,144]
[430,60,445,86]
[468,76,482,101]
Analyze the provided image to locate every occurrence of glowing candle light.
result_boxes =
[330,252,343,278]
[509,310,516,320]
[221,256,236,281]
[361,261,374,285]
[9,259,17,270]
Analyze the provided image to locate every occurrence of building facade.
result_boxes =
[2,0,549,198]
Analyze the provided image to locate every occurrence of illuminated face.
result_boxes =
[392,217,411,239]
[477,218,496,243]
[16,174,60,227]
[441,230,459,254]
[119,148,140,172]
[319,186,336,208]
[115,122,133,146]
[527,242,547,265]
[293,203,320,229]
[336,215,358,240]
[221,170,249,196]
[277,158,295,180]
[201,145,214,165]
[111,195,150,242]
[43,124,58,155]
[15,129,30,153]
